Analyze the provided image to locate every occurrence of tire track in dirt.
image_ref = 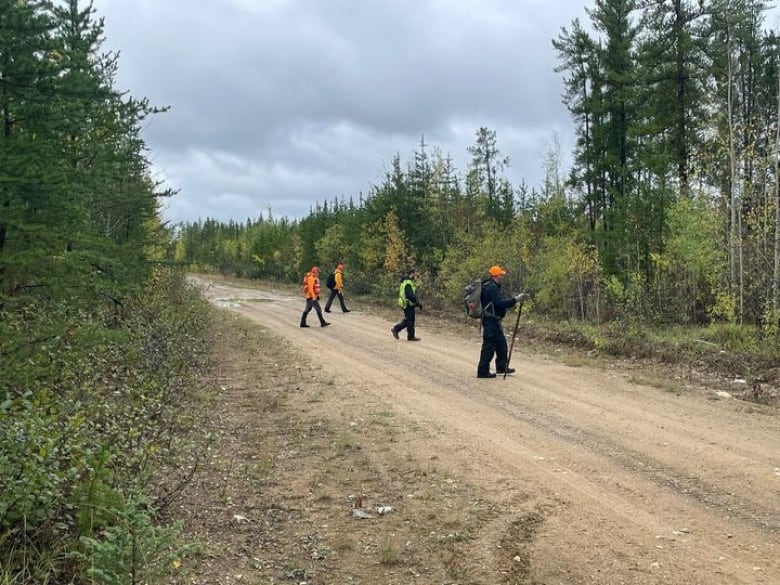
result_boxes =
[201,279,780,584]
[265,299,780,535]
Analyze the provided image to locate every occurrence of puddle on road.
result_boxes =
[189,276,297,305]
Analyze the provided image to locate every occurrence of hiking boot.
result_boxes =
[407,337,421,342]
[477,372,497,379]
[391,328,399,340]
[321,322,331,327]
[497,368,516,375]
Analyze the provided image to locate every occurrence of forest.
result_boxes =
[2,0,779,583]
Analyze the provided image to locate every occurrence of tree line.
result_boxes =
[2,2,211,582]
[174,2,780,334]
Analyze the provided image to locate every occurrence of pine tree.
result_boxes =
[553,18,601,232]
[0,0,59,295]
[636,0,709,198]
[466,127,514,226]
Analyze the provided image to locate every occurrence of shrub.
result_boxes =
[1,269,213,583]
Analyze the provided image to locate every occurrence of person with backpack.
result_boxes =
[300,266,330,328]
[477,265,525,378]
[391,268,422,341]
[324,263,351,313]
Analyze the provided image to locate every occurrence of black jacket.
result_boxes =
[480,278,516,320]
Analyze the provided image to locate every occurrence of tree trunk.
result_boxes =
[774,56,780,317]
[727,28,743,324]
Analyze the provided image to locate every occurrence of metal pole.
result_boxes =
[504,301,523,380]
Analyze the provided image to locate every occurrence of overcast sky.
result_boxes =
[87,1,775,226]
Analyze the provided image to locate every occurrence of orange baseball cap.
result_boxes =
[488,265,506,276]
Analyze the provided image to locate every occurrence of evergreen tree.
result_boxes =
[1,0,165,308]
[553,18,601,232]
[637,0,709,198]
[466,127,514,226]
[0,0,58,295]
[589,0,640,277]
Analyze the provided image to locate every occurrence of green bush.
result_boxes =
[71,492,194,585]
[0,270,213,584]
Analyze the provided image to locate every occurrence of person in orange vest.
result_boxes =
[300,266,330,328]
[324,262,351,313]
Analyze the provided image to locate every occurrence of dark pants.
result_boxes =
[324,289,348,312]
[392,306,416,339]
[301,298,327,326]
[477,317,508,375]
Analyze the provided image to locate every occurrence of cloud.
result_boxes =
[93,0,590,223]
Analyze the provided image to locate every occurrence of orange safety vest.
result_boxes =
[304,272,321,300]
[301,272,310,298]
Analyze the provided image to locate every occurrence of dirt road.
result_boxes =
[193,277,779,585]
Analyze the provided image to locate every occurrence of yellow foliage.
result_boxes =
[173,239,186,263]
[382,211,410,274]
[710,291,737,323]
[358,210,414,275]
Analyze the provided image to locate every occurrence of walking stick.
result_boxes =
[504,298,523,380]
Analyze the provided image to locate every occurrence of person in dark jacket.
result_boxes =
[391,268,422,341]
[477,265,524,378]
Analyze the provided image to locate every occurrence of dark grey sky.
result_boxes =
[91,0,593,224]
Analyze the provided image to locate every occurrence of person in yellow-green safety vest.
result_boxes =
[390,268,422,341]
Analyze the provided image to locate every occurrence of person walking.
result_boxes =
[477,265,525,378]
[300,266,330,328]
[391,268,422,341]
[324,263,351,313]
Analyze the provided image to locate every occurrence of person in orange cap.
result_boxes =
[324,262,351,313]
[300,266,330,328]
[477,265,524,378]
